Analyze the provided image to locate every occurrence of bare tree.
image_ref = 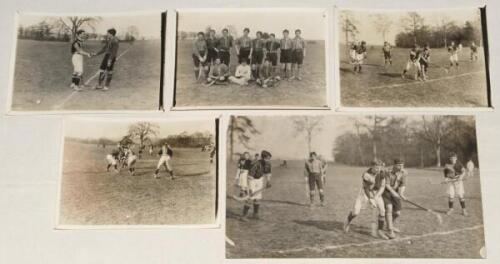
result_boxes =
[340,11,359,57]
[125,25,140,42]
[401,12,425,44]
[372,14,393,42]
[418,116,446,167]
[228,116,260,161]
[292,116,323,154]
[128,122,159,151]
[361,116,388,159]
[54,16,102,40]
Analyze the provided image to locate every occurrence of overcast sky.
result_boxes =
[340,8,481,44]
[19,13,161,39]
[178,9,327,40]
[65,119,214,140]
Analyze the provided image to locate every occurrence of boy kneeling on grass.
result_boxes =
[256,58,280,88]
[206,58,229,86]
[229,58,252,86]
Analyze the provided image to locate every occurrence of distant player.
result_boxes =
[126,148,138,176]
[251,31,266,80]
[470,41,478,61]
[235,28,253,64]
[210,147,216,164]
[382,159,408,239]
[265,33,281,78]
[106,144,121,173]
[228,58,251,85]
[241,150,272,221]
[93,28,119,91]
[70,30,91,91]
[349,41,358,64]
[419,44,431,81]
[149,145,154,156]
[343,159,388,239]
[444,152,467,216]
[192,32,208,80]
[401,44,422,80]
[353,41,367,73]
[153,143,175,179]
[304,152,325,207]
[382,41,392,66]
[466,159,475,178]
[217,28,234,66]
[280,29,293,80]
[291,29,306,80]
[448,41,459,70]
[207,58,229,85]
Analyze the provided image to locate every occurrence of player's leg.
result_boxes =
[251,178,263,219]
[296,51,303,80]
[385,202,396,239]
[374,195,388,239]
[97,54,110,89]
[128,156,136,176]
[192,54,201,79]
[103,58,116,90]
[344,189,365,232]
[164,157,175,179]
[316,174,325,206]
[457,181,467,216]
[106,155,113,171]
[402,60,411,78]
[446,182,456,215]
[308,174,316,206]
[154,157,164,178]
[392,197,402,233]
[71,54,84,91]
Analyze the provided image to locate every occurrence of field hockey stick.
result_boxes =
[230,187,266,202]
[404,199,443,224]
[203,79,216,87]
[84,43,134,86]
[225,236,235,247]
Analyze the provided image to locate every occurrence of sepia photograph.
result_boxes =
[58,117,217,227]
[174,9,329,109]
[226,114,484,258]
[337,8,490,108]
[9,12,163,112]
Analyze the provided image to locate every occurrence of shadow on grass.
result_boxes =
[379,72,403,78]
[262,199,308,207]
[293,220,374,237]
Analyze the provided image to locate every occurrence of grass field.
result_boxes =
[339,45,489,108]
[59,141,216,226]
[11,39,160,111]
[226,160,485,258]
[174,39,327,108]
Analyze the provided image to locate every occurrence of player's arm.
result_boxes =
[375,177,385,197]
[249,41,253,58]
[74,42,91,57]
[303,39,306,57]
[235,39,240,55]
[94,41,108,56]
[385,184,400,198]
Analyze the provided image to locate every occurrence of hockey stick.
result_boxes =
[404,199,443,224]
[225,236,235,247]
[230,187,266,202]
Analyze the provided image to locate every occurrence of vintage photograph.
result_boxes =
[337,8,490,108]
[9,12,162,112]
[58,118,217,227]
[226,115,484,258]
[174,9,328,108]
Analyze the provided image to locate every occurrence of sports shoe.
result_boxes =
[446,208,454,215]
[462,209,468,216]
[387,230,396,239]
[154,174,160,179]
[93,85,103,90]
[297,76,302,81]
[377,230,389,240]
[103,86,109,91]
[73,86,83,92]
[392,227,401,233]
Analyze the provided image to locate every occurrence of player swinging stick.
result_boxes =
[382,158,408,239]
[343,159,389,239]
[153,143,175,179]
[93,28,119,91]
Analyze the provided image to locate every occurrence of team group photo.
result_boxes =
[58,118,217,226]
[9,13,162,112]
[175,9,328,108]
[226,115,484,258]
[338,8,490,108]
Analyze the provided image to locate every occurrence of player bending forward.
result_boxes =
[382,159,408,239]
[402,44,422,80]
[343,159,389,239]
[153,143,175,180]
[241,150,272,221]
[304,152,325,207]
[125,148,138,176]
[444,152,468,216]
[106,145,121,173]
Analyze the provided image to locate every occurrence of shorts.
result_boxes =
[447,180,465,198]
[192,51,207,68]
[267,52,278,66]
[354,53,365,65]
[382,191,402,212]
[292,49,304,65]
[405,60,420,71]
[207,48,218,63]
[106,154,117,165]
[280,49,292,63]
[252,50,264,65]
[218,50,230,66]
[349,50,356,62]
[72,54,83,74]
[419,59,429,71]
[383,51,391,60]
[127,155,137,167]
[238,48,251,63]
[99,54,116,71]
[352,188,385,216]
[248,176,264,200]
[238,169,249,190]
[308,172,324,191]
[449,53,459,62]
[157,155,172,170]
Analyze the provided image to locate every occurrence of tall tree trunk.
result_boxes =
[420,148,424,168]
[436,146,441,167]
[345,18,349,58]
[229,119,234,161]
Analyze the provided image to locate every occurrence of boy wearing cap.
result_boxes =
[353,41,367,73]
[217,28,234,66]
[382,158,408,239]
[241,150,272,221]
[291,29,306,80]
[304,152,325,207]
[343,159,388,239]
[235,28,253,64]
[444,152,467,216]
[93,28,120,91]
[280,29,293,80]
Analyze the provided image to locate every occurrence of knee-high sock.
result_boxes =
[98,72,106,86]
[377,215,385,230]
[105,73,113,87]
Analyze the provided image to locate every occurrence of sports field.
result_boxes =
[59,141,216,226]
[174,39,327,108]
[11,39,161,111]
[339,45,489,108]
[226,160,485,258]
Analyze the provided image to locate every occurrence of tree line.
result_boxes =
[333,116,478,168]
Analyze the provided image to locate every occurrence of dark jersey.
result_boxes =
[238,158,253,170]
[252,38,266,50]
[421,48,431,60]
[158,146,173,157]
[448,45,458,54]
[217,36,233,50]
[355,45,366,54]
[71,39,83,54]
[444,162,465,180]
[249,159,270,179]
[110,148,120,158]
[382,44,392,53]
[409,49,421,61]
[206,37,217,49]
[362,168,385,191]
[471,45,478,52]
[97,36,119,58]
[266,40,280,52]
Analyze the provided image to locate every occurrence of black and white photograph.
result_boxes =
[337,8,490,108]
[174,9,329,109]
[58,117,217,227]
[8,12,162,112]
[226,115,484,258]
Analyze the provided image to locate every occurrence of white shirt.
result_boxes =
[234,65,251,79]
